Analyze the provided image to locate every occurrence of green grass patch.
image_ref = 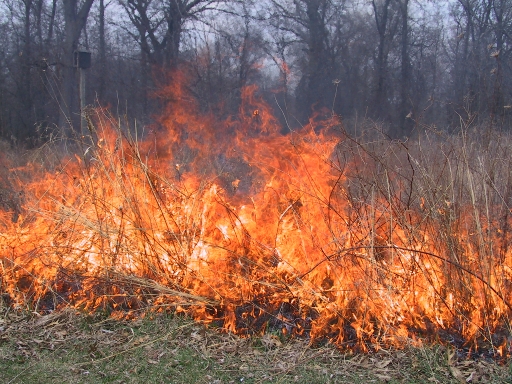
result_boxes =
[1,309,510,383]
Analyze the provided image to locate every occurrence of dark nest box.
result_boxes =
[74,50,91,69]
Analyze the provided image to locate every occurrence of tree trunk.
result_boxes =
[397,0,411,136]
[19,0,35,142]
[490,0,505,122]
[98,0,107,101]
[46,0,57,45]
[296,0,330,120]
[35,0,44,52]
[165,1,182,67]
[59,0,95,138]
[372,0,392,119]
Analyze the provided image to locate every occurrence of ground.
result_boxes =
[1,308,511,383]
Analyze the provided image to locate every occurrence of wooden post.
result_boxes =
[80,66,86,137]
[74,50,91,138]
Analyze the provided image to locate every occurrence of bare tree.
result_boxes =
[59,0,96,136]
[371,0,398,119]
[120,0,227,68]
[187,3,267,117]
[96,0,111,101]
[449,0,493,123]
[0,0,61,144]
[269,0,346,121]
[396,0,411,135]
[489,0,512,121]
[21,0,35,138]
[1,0,510,145]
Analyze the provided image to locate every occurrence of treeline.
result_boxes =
[1,0,511,147]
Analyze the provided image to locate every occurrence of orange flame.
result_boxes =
[1,73,511,357]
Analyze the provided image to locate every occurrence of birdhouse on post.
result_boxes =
[74,50,92,69]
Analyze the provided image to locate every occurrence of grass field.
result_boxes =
[1,309,511,384]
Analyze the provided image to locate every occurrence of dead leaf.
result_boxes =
[133,335,150,345]
[353,356,371,368]
[449,366,465,383]
[261,334,282,349]
[55,330,67,338]
[376,359,392,369]
[458,360,474,368]
[375,373,392,381]
[447,348,456,365]
[465,371,476,382]
[34,312,60,327]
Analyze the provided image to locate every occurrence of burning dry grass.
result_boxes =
[1,84,512,361]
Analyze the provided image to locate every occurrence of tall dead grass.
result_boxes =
[1,110,511,356]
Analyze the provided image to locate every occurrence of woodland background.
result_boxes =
[1,0,511,146]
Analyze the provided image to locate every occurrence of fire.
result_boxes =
[1,74,511,357]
